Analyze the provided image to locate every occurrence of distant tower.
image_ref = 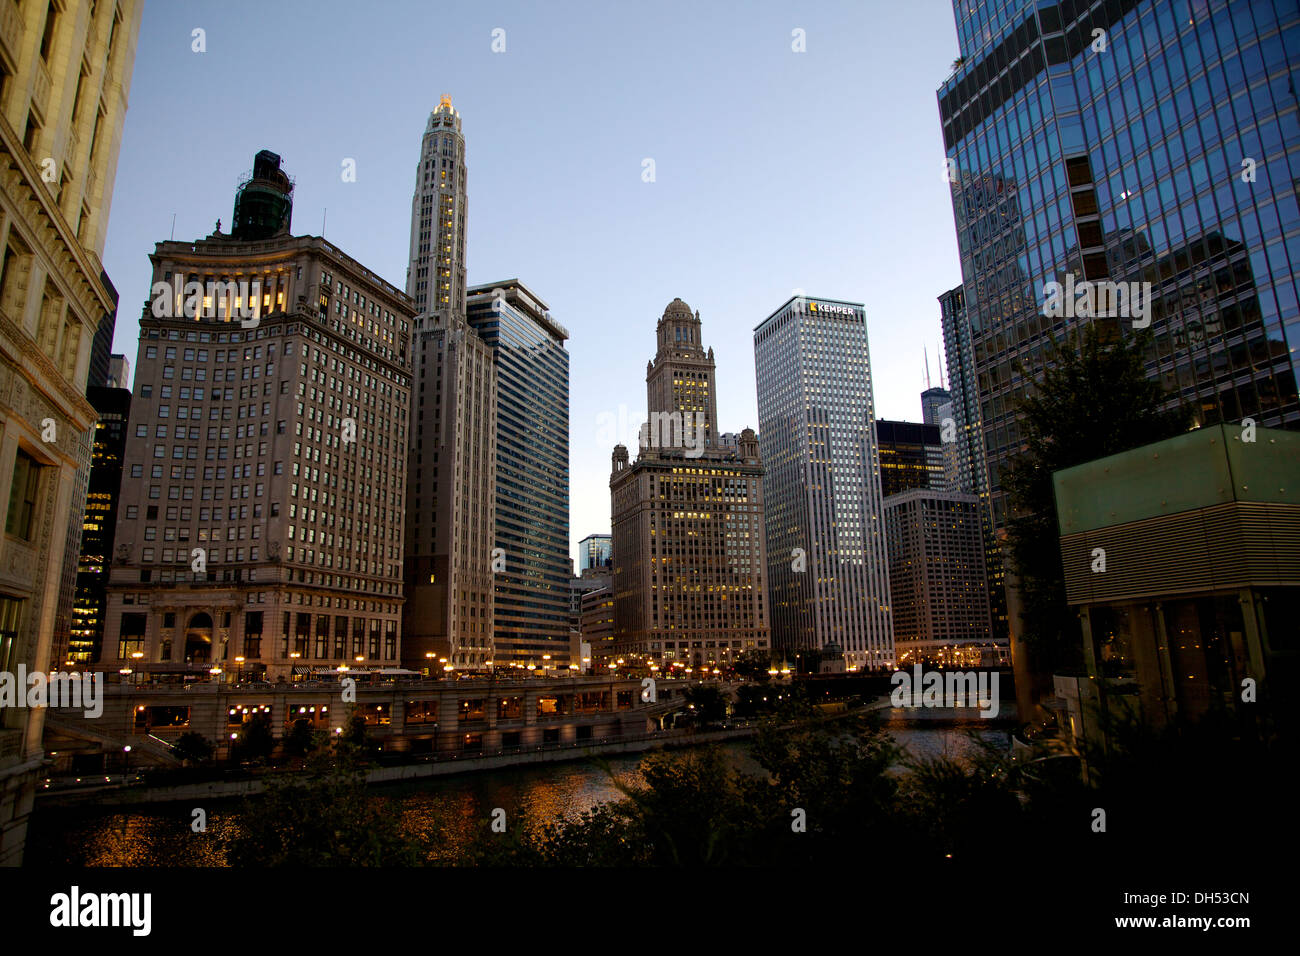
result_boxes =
[406,95,467,318]
[610,299,770,669]
[403,98,497,672]
[921,348,951,426]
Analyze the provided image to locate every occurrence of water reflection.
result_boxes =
[26,727,1008,866]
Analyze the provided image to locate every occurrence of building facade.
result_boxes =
[403,97,497,672]
[920,385,951,426]
[106,352,129,389]
[876,419,951,497]
[0,0,141,866]
[103,151,414,683]
[466,280,570,667]
[580,584,614,670]
[883,488,999,667]
[577,532,611,573]
[610,298,770,670]
[67,384,130,665]
[754,296,893,671]
[937,0,1300,649]
[1052,424,1298,750]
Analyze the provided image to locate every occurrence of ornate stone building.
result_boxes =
[610,298,770,669]
[102,151,414,683]
[0,0,141,865]
[403,97,498,672]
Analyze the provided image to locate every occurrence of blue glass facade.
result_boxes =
[939,0,1300,549]
[466,282,571,665]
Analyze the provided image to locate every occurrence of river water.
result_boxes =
[25,721,1009,866]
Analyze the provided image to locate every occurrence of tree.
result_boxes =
[284,718,320,758]
[1003,324,1189,671]
[224,747,425,866]
[339,711,372,757]
[230,713,276,764]
[172,731,213,764]
[731,649,772,682]
[683,684,729,725]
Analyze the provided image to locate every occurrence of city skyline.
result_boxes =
[96,0,967,568]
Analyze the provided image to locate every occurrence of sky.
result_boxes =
[101,0,966,569]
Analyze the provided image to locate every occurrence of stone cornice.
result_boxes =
[0,112,114,318]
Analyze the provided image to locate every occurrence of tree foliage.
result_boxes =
[1004,324,1189,668]
[224,746,424,866]
[172,731,213,764]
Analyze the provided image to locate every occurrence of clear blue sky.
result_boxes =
[102,0,965,568]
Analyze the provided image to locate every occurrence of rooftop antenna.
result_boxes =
[321,207,327,236]
[170,213,176,240]
[924,348,932,390]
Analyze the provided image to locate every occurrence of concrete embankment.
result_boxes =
[34,725,764,808]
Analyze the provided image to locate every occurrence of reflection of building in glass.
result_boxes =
[611,299,770,669]
[578,533,612,573]
[937,0,1300,643]
[754,296,893,671]
[876,420,950,497]
[884,488,1000,668]
[467,281,570,667]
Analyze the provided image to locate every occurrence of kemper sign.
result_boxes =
[809,302,856,316]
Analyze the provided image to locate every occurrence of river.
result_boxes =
[24,720,1009,866]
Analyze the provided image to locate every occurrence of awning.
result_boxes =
[291,665,311,675]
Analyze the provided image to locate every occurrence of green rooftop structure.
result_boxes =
[1050,424,1299,746]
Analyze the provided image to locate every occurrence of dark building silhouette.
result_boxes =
[66,386,132,663]
[875,419,949,498]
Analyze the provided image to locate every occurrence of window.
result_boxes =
[0,597,23,677]
[5,450,42,540]
[39,1,58,62]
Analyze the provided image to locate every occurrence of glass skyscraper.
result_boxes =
[754,296,894,671]
[578,533,612,573]
[466,281,571,666]
[938,0,1300,574]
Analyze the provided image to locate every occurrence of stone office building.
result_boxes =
[610,298,770,669]
[0,0,142,865]
[102,151,415,682]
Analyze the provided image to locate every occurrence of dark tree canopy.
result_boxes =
[1004,324,1189,668]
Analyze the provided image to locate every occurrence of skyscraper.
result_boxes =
[884,488,997,667]
[610,298,770,669]
[103,151,414,682]
[938,0,1300,554]
[466,280,570,667]
[938,284,1007,638]
[921,386,951,426]
[0,0,142,865]
[754,296,893,671]
[875,419,950,497]
[578,533,613,574]
[107,353,131,390]
[403,97,497,671]
[68,385,131,666]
